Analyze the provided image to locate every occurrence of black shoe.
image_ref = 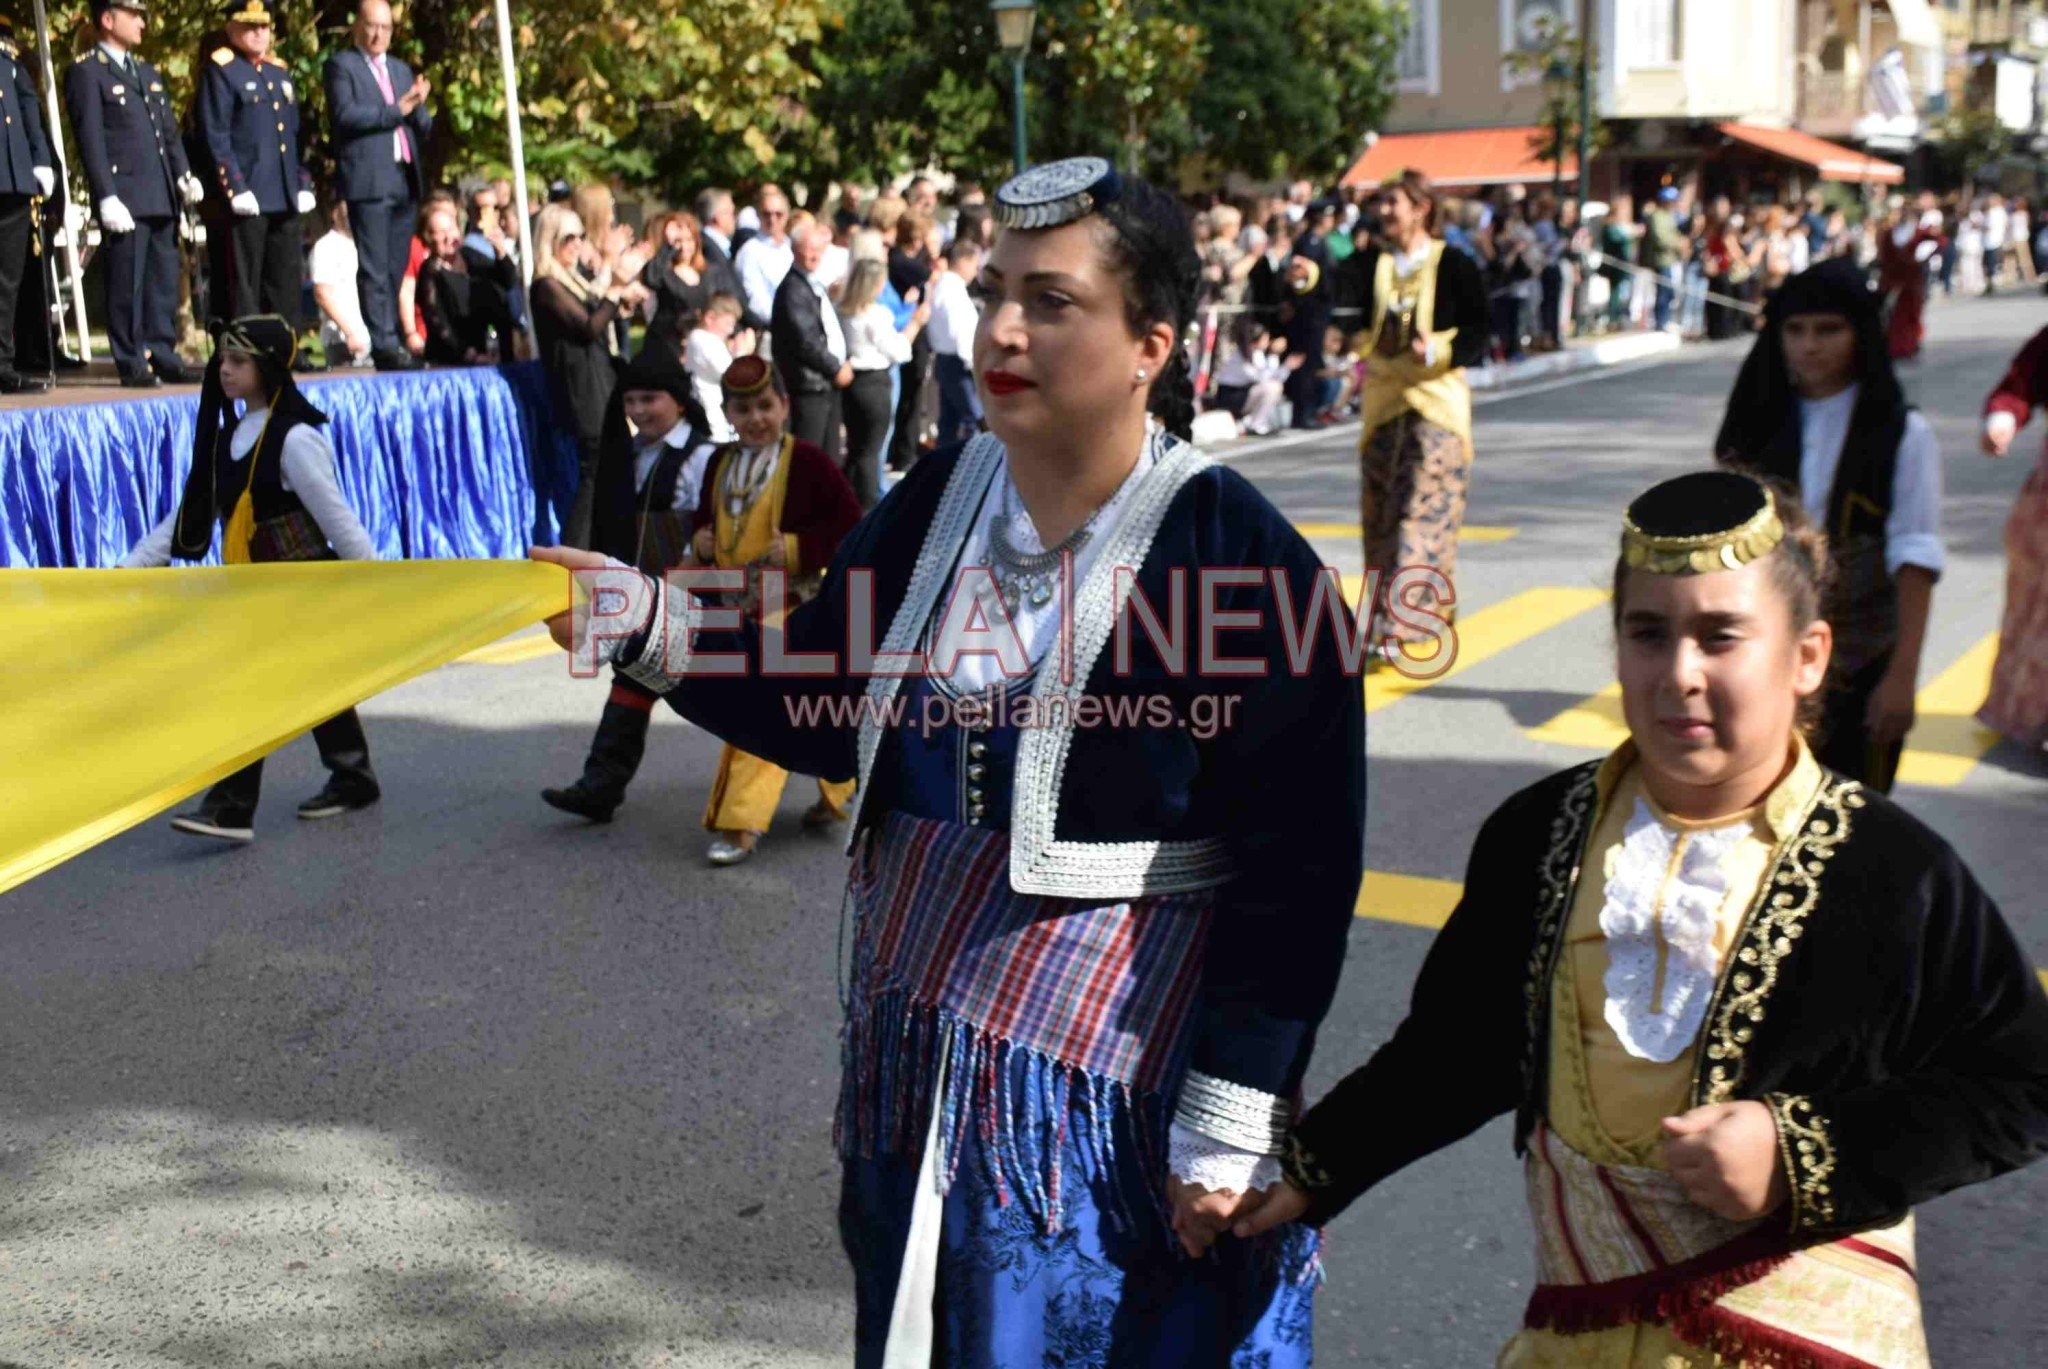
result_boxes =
[541,782,620,823]
[120,369,161,390]
[169,808,254,842]
[53,351,86,372]
[373,349,422,372]
[296,782,379,820]
[0,371,49,395]
[151,356,196,384]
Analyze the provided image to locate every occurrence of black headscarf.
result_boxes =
[588,349,709,562]
[171,315,329,560]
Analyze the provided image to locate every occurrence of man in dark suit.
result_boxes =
[0,14,57,394]
[322,0,430,372]
[196,0,313,323]
[65,0,204,387]
[770,219,850,461]
[692,185,742,302]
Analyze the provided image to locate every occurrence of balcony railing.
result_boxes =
[1799,70,1863,131]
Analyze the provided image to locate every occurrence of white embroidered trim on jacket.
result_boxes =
[1173,1069,1291,1155]
[615,576,702,695]
[1167,1121,1284,1194]
[847,431,1234,898]
[1599,798,1748,1064]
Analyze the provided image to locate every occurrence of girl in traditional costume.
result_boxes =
[541,350,718,823]
[1976,323,2048,753]
[121,315,381,842]
[686,354,863,866]
[1239,470,2048,1368]
[1347,170,1489,663]
[1713,259,1942,793]
[536,157,1364,1365]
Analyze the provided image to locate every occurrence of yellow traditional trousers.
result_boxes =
[701,439,857,835]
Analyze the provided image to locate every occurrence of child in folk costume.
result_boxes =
[1872,197,1940,363]
[1713,259,1942,793]
[541,350,718,822]
[1240,471,2048,1368]
[538,157,1364,1365]
[121,315,381,841]
[1346,170,1489,664]
[687,354,862,866]
[1976,323,2048,753]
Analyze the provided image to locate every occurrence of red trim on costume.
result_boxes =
[1836,1236,1917,1282]
[1521,1226,1794,1336]
[1671,1300,1880,1369]
[609,681,658,710]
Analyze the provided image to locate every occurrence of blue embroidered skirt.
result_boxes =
[836,812,1319,1367]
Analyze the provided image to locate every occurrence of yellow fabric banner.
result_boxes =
[0,560,570,896]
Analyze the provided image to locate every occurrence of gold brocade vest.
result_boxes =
[708,435,820,619]
[1360,239,1472,446]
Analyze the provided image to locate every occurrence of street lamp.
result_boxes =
[991,0,1037,175]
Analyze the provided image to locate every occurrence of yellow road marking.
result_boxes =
[1526,634,2004,788]
[455,630,560,666]
[1355,873,2048,993]
[1360,586,1610,715]
[1896,633,2003,787]
[1296,521,1517,543]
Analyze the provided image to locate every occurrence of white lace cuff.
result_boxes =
[615,574,703,693]
[1173,1069,1291,1154]
[1168,1122,1283,1194]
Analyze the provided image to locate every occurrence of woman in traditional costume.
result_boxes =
[1238,470,2048,1368]
[686,354,863,866]
[1713,259,1942,793]
[1873,197,1939,363]
[536,157,1364,1364]
[1348,170,1489,663]
[1977,324,2048,753]
[541,350,718,823]
[121,315,382,842]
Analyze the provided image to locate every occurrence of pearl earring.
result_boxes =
[1135,369,1148,381]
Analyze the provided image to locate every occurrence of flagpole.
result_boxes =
[491,0,539,353]
[29,0,92,361]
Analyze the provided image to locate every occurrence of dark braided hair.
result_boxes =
[1094,176,1201,442]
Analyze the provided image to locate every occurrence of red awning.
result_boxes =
[1714,122,1905,185]
[1341,126,1577,190]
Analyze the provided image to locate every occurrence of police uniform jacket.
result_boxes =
[0,33,54,197]
[64,45,188,218]
[199,46,308,214]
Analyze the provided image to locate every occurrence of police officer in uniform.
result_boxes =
[197,0,313,322]
[64,0,204,387]
[0,14,58,394]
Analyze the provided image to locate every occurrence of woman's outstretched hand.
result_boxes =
[529,545,615,650]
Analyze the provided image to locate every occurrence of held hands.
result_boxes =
[834,362,855,388]
[1168,1177,1284,1259]
[1659,1102,1789,1222]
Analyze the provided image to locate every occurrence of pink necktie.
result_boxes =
[367,56,412,164]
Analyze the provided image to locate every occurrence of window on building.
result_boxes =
[1625,0,1681,67]
[1397,0,1439,93]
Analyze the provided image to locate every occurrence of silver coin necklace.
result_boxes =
[988,473,1095,619]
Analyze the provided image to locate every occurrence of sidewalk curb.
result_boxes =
[1466,330,1682,391]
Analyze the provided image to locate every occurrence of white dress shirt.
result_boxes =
[806,269,848,366]
[926,270,979,361]
[124,407,376,566]
[734,233,793,323]
[683,328,738,443]
[1797,383,1944,577]
[632,421,715,514]
[842,301,912,372]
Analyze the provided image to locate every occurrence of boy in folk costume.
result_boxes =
[122,315,381,840]
[1713,259,1942,793]
[1236,472,2048,1368]
[687,354,861,865]
[541,350,717,822]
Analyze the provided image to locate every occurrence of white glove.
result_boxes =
[98,196,135,234]
[296,189,316,215]
[180,173,205,206]
[32,166,54,198]
[230,190,261,217]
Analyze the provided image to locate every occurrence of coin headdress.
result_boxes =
[992,156,1123,231]
[1620,470,1785,576]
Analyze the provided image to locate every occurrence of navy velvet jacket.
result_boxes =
[617,436,1368,1101]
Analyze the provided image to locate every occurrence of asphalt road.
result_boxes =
[4,295,2045,1367]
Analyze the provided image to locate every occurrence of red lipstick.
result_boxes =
[984,369,1036,395]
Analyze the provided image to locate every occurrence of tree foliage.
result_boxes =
[7,0,1403,199]
[1501,12,1607,191]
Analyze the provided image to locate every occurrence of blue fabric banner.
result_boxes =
[0,361,582,568]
